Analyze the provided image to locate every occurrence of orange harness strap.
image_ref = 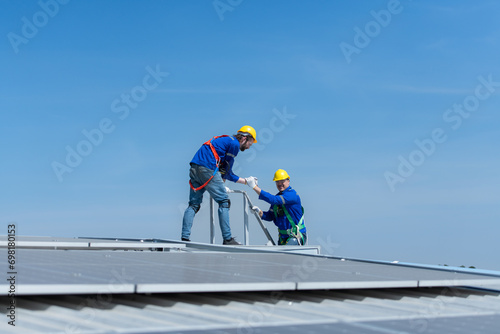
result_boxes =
[189,135,228,192]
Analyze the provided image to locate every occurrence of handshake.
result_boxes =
[244,176,259,189]
[225,176,259,193]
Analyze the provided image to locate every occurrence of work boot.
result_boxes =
[223,237,241,245]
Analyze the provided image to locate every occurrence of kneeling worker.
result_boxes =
[247,169,307,245]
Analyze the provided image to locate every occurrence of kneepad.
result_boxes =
[220,199,231,209]
[189,204,201,213]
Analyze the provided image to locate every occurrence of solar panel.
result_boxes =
[2,246,500,296]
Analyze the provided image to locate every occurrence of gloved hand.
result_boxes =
[251,206,261,214]
[245,176,258,189]
[225,186,233,193]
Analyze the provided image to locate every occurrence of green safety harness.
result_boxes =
[272,204,305,246]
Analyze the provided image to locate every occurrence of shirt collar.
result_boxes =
[278,186,292,195]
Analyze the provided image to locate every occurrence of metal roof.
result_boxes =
[2,287,500,333]
[1,236,500,333]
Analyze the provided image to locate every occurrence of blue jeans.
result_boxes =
[182,164,232,241]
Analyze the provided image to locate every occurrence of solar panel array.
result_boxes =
[2,244,500,295]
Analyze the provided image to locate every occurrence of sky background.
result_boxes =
[1,0,499,271]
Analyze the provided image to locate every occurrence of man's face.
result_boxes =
[275,179,289,192]
[239,136,254,151]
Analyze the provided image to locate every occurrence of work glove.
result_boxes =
[225,186,233,193]
[245,176,258,189]
[251,206,261,214]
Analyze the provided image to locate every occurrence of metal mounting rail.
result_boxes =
[210,189,276,246]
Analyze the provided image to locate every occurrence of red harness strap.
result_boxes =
[189,135,229,192]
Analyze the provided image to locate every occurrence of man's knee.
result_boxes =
[189,203,201,213]
[219,199,231,209]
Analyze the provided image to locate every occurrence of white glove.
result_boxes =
[251,206,261,214]
[225,186,233,193]
[245,176,258,189]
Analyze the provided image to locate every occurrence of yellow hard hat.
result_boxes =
[237,125,257,143]
[273,169,290,181]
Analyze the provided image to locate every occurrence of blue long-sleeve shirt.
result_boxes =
[259,186,306,233]
[190,135,240,182]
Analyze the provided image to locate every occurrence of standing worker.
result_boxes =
[247,169,307,245]
[181,126,258,245]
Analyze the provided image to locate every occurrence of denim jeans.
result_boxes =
[182,164,232,241]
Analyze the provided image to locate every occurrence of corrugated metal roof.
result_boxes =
[1,236,500,333]
[1,287,500,333]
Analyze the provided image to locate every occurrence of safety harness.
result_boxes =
[273,204,306,245]
[189,135,229,192]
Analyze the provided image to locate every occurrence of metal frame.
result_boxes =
[210,189,276,245]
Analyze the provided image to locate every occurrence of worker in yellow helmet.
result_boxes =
[182,126,258,245]
[246,169,307,245]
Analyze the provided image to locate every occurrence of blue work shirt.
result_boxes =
[190,135,240,182]
[260,186,306,234]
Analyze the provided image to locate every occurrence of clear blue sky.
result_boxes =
[1,0,499,270]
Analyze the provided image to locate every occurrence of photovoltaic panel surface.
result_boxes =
[2,247,500,295]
